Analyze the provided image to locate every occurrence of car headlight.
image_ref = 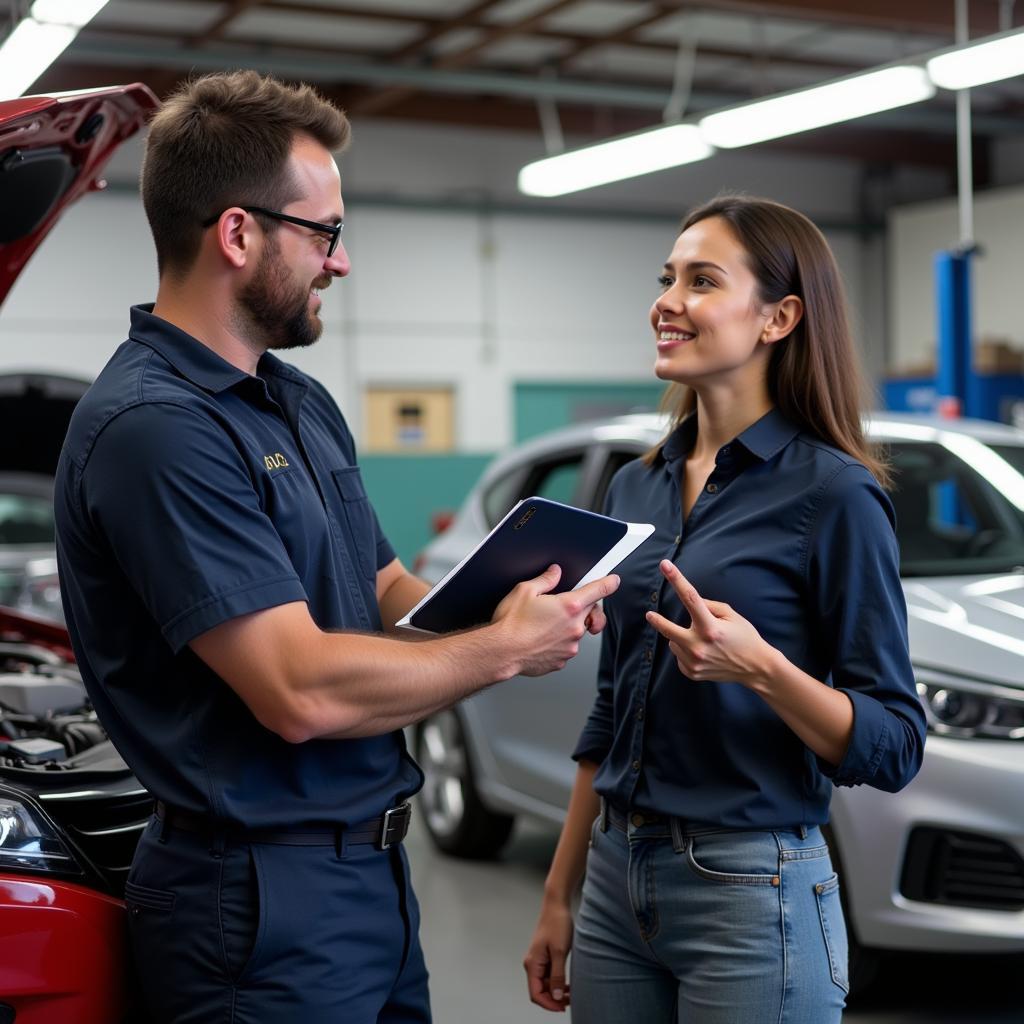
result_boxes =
[0,791,82,875]
[916,670,1024,739]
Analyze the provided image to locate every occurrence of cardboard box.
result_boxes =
[975,337,1024,375]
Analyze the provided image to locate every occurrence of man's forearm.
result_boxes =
[191,568,616,745]
[309,622,520,739]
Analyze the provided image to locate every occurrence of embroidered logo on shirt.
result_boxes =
[263,452,291,471]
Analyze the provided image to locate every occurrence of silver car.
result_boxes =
[412,412,1024,992]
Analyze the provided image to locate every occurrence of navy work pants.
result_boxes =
[124,817,431,1023]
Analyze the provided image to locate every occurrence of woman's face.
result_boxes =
[649,216,772,388]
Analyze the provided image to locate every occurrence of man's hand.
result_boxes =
[645,560,774,687]
[492,565,619,677]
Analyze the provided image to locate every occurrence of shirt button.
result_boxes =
[721,446,731,454]
[650,590,658,603]
[636,707,645,720]
[643,648,653,662]
[632,760,641,772]
[631,813,645,827]
[706,483,718,494]
[674,534,681,544]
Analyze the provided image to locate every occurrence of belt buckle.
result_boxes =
[378,801,411,850]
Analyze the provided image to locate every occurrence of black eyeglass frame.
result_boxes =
[202,206,343,257]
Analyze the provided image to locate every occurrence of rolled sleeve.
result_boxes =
[81,402,307,652]
[807,464,926,792]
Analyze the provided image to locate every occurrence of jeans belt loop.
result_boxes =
[798,824,808,840]
[598,796,610,833]
[670,815,686,855]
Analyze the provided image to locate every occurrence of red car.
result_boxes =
[0,84,158,1024]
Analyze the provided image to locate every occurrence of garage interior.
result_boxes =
[2,2,1024,1022]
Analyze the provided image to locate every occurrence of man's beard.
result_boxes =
[237,236,330,351]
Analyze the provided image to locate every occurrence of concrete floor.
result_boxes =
[405,814,1024,1023]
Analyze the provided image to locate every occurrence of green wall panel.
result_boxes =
[515,381,665,442]
[360,453,493,565]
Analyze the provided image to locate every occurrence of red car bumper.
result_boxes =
[0,875,128,1024]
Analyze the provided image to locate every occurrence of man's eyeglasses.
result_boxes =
[202,206,343,258]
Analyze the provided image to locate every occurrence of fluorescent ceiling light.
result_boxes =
[0,20,77,97]
[518,124,712,197]
[700,66,935,149]
[32,0,110,28]
[0,0,109,97]
[927,28,1024,89]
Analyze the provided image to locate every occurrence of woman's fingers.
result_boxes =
[524,945,570,1012]
[645,609,684,643]
[548,974,569,1007]
[659,561,720,635]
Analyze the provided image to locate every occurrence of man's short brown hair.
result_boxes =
[141,70,350,277]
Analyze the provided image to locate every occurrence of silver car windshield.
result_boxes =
[889,440,1024,577]
[0,492,55,547]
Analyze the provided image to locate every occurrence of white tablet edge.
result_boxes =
[573,521,655,589]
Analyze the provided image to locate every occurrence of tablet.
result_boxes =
[397,496,654,634]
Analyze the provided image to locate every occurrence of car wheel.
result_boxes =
[821,824,881,997]
[414,709,515,859]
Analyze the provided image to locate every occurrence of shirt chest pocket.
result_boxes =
[262,466,338,582]
[330,467,378,582]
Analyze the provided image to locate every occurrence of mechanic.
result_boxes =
[54,70,618,1024]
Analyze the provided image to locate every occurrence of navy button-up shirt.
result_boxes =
[574,409,926,828]
[55,305,422,829]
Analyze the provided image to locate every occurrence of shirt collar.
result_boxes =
[661,406,801,464]
[128,304,251,394]
[257,350,310,388]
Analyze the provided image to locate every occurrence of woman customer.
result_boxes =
[523,195,926,1023]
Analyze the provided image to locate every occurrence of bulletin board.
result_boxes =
[365,386,455,452]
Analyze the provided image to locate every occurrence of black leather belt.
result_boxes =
[154,800,412,850]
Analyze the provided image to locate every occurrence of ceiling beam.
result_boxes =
[385,0,506,63]
[35,57,1003,172]
[553,2,679,71]
[189,0,1009,38]
[665,0,1005,37]
[84,16,872,79]
[61,31,1024,135]
[351,0,582,116]
[186,0,263,47]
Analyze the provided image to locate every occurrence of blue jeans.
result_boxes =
[571,808,848,1023]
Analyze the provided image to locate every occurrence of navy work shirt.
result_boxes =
[574,409,926,828]
[55,305,422,829]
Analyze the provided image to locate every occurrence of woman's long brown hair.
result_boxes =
[642,195,889,487]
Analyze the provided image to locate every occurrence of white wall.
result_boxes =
[888,183,1024,370]
[1,118,892,450]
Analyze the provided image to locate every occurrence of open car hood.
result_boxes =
[0,83,158,305]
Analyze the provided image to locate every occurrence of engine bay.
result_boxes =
[0,640,111,770]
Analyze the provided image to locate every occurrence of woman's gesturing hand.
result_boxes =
[646,559,777,687]
[524,899,574,1012]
